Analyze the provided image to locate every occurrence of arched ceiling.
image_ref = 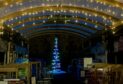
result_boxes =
[0,0,123,39]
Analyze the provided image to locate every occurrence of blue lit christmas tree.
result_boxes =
[51,37,61,71]
[48,37,66,74]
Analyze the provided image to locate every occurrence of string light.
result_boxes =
[1,0,123,36]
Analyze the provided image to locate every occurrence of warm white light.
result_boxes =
[112,27,115,30]
[54,20,56,23]
[121,21,123,23]
[42,10,45,13]
[43,20,45,23]
[57,11,60,13]
[121,14,123,17]
[28,12,32,15]
[33,22,36,26]
[65,20,67,24]
[15,17,18,20]
[30,6,33,9]
[116,4,119,7]
[113,31,115,34]
[50,15,53,18]
[50,9,53,11]
[19,21,21,24]
[75,20,78,23]
[97,68,103,71]
[39,17,41,19]
[22,24,25,27]
[56,4,59,7]
[4,2,8,6]
[85,22,87,25]
[108,10,111,13]
[19,3,23,6]
[94,14,97,17]
[112,11,115,15]
[63,10,66,13]
[95,25,98,28]
[10,5,13,7]
[1,20,4,23]
[112,22,115,25]
[90,0,93,2]
[0,32,3,35]
[42,3,45,6]
[16,2,19,5]
[69,3,72,6]
[11,28,14,31]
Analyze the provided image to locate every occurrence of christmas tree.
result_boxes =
[48,37,66,74]
[51,37,61,71]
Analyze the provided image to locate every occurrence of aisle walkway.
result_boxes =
[51,73,85,84]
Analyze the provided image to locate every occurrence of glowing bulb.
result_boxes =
[30,6,33,9]
[39,17,41,19]
[113,31,115,34]
[42,3,45,6]
[94,14,97,17]
[11,28,14,31]
[85,23,87,25]
[116,4,119,7]
[50,9,53,11]
[54,20,56,23]
[4,2,8,6]
[43,20,45,23]
[42,10,45,13]
[95,25,98,28]
[1,20,4,23]
[121,14,123,17]
[50,15,53,18]
[22,24,25,27]
[33,22,36,26]
[69,3,72,6]
[19,21,21,24]
[90,0,93,2]
[112,27,115,30]
[65,20,67,24]
[121,21,123,23]
[112,11,115,15]
[10,5,13,7]
[56,4,59,7]
[19,3,23,6]
[108,10,111,13]
[75,20,78,23]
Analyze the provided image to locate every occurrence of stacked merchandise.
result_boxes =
[8,80,25,84]
[85,64,123,84]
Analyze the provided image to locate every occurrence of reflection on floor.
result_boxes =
[48,69,66,75]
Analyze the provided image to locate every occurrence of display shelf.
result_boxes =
[0,62,41,84]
